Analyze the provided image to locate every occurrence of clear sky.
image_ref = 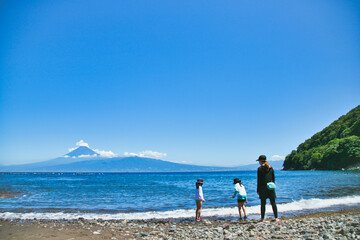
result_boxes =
[1,0,359,166]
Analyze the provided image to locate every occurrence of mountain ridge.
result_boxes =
[234,160,284,170]
[0,145,229,172]
[0,143,286,172]
[0,156,228,172]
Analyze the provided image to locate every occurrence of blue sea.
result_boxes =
[1,170,360,220]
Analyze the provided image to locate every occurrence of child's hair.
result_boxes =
[196,182,202,189]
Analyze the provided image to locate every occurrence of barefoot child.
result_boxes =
[195,178,205,221]
[232,178,247,219]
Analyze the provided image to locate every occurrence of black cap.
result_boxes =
[233,178,241,184]
[196,178,204,183]
[256,155,267,161]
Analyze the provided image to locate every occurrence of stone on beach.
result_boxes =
[0,209,360,240]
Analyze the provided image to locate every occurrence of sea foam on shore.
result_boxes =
[1,195,360,221]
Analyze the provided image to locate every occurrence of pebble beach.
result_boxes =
[1,209,359,240]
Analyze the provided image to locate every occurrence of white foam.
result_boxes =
[1,195,360,220]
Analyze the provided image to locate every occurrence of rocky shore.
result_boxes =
[1,209,360,240]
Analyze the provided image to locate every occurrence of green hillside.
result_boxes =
[283,105,360,170]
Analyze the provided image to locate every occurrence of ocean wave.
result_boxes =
[1,195,360,220]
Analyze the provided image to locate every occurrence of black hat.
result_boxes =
[196,178,204,183]
[233,178,241,184]
[256,155,267,161]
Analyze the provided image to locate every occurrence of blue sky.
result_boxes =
[0,0,359,166]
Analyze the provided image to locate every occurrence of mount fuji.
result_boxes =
[0,145,227,172]
[64,146,99,158]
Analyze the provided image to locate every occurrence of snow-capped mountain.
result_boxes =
[0,143,226,172]
[64,146,100,158]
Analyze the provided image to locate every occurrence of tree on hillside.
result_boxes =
[283,105,360,170]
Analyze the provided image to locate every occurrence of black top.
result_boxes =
[257,165,275,192]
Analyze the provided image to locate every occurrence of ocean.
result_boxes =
[1,170,360,220]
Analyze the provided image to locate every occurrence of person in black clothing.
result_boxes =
[256,155,280,222]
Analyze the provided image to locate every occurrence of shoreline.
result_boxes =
[1,208,359,239]
[1,169,360,174]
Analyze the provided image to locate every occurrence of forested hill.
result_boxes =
[283,105,360,170]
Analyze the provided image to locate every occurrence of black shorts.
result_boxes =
[258,188,276,200]
[237,199,246,203]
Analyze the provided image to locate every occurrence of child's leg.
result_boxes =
[241,203,247,217]
[239,202,245,217]
[195,201,200,219]
[237,201,242,218]
[197,201,203,219]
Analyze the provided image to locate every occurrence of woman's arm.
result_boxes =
[272,168,275,183]
[257,168,260,193]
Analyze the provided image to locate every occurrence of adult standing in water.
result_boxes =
[256,155,280,222]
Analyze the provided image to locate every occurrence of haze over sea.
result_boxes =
[1,170,359,221]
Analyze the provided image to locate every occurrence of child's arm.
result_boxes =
[200,187,205,202]
[232,190,237,198]
[232,184,239,198]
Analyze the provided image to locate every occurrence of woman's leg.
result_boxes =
[260,198,266,221]
[237,201,243,218]
[269,197,278,219]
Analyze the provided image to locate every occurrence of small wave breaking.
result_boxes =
[1,195,360,220]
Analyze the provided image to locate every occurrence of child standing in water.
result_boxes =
[232,178,247,219]
[195,178,205,221]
